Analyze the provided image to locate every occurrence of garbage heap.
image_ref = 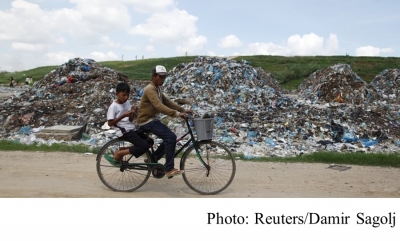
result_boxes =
[164,56,288,113]
[163,60,400,158]
[368,68,400,104]
[0,58,142,134]
[295,64,400,140]
[297,64,375,105]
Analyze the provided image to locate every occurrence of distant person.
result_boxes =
[105,82,150,166]
[10,77,15,88]
[25,76,30,85]
[29,76,33,85]
[137,65,193,177]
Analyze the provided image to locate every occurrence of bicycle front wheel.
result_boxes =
[181,140,236,195]
[96,138,151,192]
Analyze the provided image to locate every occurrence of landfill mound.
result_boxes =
[0,58,143,134]
[368,69,400,103]
[164,56,287,114]
[162,58,399,156]
[162,56,294,141]
[298,64,373,105]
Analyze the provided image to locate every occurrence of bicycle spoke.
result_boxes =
[181,141,236,195]
[96,139,151,192]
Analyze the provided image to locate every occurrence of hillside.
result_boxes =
[1,55,400,90]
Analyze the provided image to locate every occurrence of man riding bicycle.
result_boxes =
[137,65,193,178]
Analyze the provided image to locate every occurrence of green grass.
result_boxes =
[238,55,400,89]
[0,66,58,87]
[1,55,399,90]
[98,56,196,80]
[0,140,100,154]
[237,151,400,168]
[1,140,398,168]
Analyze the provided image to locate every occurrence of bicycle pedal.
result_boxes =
[167,176,174,179]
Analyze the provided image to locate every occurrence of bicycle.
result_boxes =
[96,116,236,195]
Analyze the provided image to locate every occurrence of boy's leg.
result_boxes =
[113,148,130,161]
[114,131,150,160]
[140,120,176,171]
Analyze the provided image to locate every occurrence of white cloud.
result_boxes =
[381,48,395,54]
[243,33,339,56]
[288,33,324,55]
[69,0,131,35]
[12,42,46,51]
[125,0,175,13]
[355,46,395,56]
[244,42,290,55]
[0,0,137,71]
[123,45,138,51]
[145,45,155,52]
[45,51,77,66]
[129,8,207,53]
[0,1,227,70]
[0,1,51,42]
[55,37,66,44]
[325,34,339,54]
[0,0,131,44]
[175,35,207,55]
[219,35,243,49]
[100,36,121,48]
[90,51,118,61]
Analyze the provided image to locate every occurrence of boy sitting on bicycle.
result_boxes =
[137,65,193,177]
[106,82,150,165]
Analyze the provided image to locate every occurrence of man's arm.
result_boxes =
[162,94,186,112]
[147,87,183,117]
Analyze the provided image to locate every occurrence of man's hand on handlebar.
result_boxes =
[179,109,194,119]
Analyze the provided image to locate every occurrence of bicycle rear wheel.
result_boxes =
[96,138,151,192]
[181,140,236,195]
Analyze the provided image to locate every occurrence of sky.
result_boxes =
[0,0,399,72]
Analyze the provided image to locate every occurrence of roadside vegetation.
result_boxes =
[0,140,100,154]
[236,151,400,168]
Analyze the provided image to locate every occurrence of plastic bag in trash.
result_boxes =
[18,126,32,135]
[264,138,276,147]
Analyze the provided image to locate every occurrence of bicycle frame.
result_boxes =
[175,118,210,171]
[122,117,210,172]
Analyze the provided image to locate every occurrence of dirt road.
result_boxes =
[0,151,399,198]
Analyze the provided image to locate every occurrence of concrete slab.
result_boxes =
[36,131,81,141]
[37,125,85,141]
[41,125,83,133]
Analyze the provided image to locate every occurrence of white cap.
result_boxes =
[152,65,167,75]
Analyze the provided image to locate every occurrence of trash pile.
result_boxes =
[368,68,400,104]
[164,56,288,114]
[298,64,372,105]
[0,58,144,135]
[1,56,399,159]
[162,59,400,158]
